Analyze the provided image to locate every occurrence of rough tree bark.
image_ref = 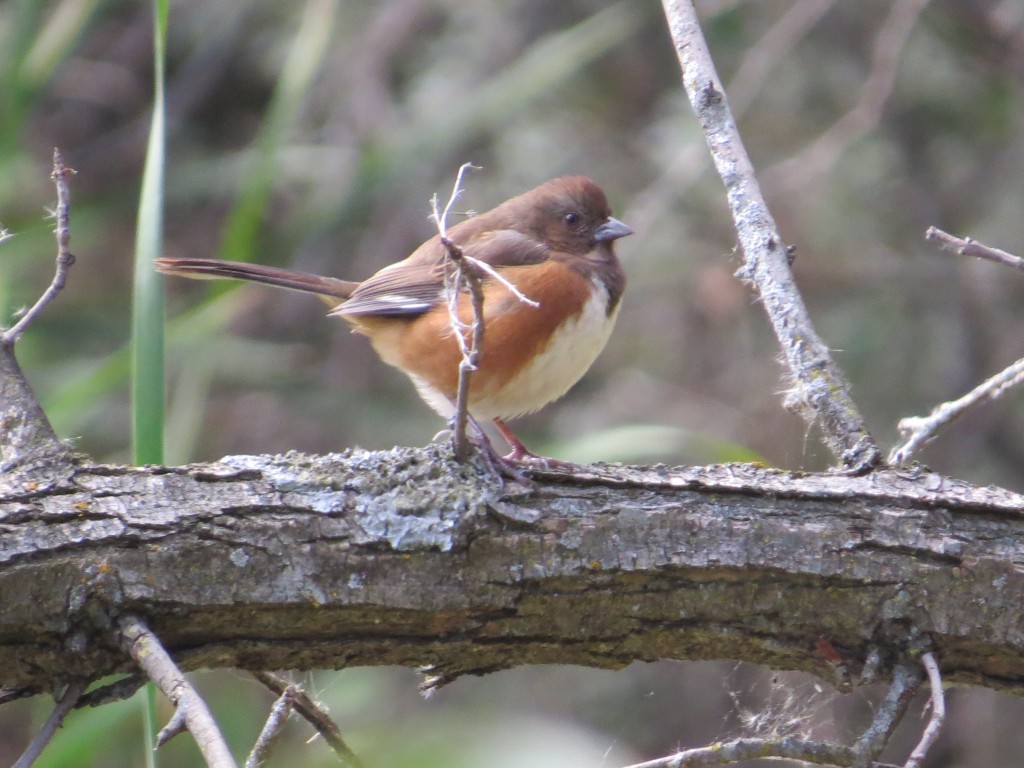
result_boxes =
[3,443,1023,701]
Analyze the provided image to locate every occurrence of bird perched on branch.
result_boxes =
[156,175,632,463]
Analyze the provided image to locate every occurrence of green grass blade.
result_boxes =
[133,1,169,765]
[131,0,168,467]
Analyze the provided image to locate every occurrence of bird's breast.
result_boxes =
[466,276,620,420]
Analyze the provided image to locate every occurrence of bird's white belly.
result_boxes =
[413,279,619,420]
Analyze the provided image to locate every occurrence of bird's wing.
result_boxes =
[332,229,549,318]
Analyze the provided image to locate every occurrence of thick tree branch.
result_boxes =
[660,0,881,472]
[3,445,1024,702]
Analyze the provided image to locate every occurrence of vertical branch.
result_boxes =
[429,166,538,462]
[431,163,484,462]
[446,254,485,462]
[660,0,881,472]
[3,149,77,344]
[904,652,945,768]
[0,150,77,469]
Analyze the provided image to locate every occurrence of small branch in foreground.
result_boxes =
[659,0,880,472]
[889,229,1024,464]
[430,163,485,462]
[428,164,539,462]
[118,615,237,768]
[447,246,485,462]
[852,659,922,767]
[904,653,944,768]
[2,148,77,345]
[925,226,1024,272]
[244,685,297,768]
[11,680,87,768]
[439,234,485,463]
[253,672,364,768]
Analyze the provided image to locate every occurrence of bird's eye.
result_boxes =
[563,212,580,227]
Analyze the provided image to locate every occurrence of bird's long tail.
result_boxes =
[154,257,358,301]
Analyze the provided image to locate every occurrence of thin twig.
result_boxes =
[619,735,857,768]
[621,658,924,768]
[925,226,1024,272]
[851,660,923,768]
[2,148,77,344]
[253,672,364,768]
[430,163,485,461]
[429,162,477,240]
[428,165,538,461]
[448,248,485,462]
[428,165,539,308]
[889,229,1024,463]
[660,0,881,472]
[890,356,1024,463]
[904,653,944,768]
[158,707,189,747]
[244,685,297,768]
[117,615,238,768]
[11,680,88,768]
[0,155,74,469]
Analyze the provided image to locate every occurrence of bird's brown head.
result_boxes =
[508,176,633,255]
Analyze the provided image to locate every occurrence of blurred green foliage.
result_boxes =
[4,0,1024,766]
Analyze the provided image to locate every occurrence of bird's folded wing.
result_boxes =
[332,229,549,318]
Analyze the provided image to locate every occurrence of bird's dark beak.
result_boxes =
[595,216,633,243]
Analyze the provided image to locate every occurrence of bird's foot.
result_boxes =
[501,443,578,472]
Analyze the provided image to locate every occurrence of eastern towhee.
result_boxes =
[156,176,632,463]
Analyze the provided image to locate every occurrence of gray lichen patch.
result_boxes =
[220,444,506,552]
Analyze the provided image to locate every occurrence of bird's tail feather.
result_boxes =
[154,257,357,301]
